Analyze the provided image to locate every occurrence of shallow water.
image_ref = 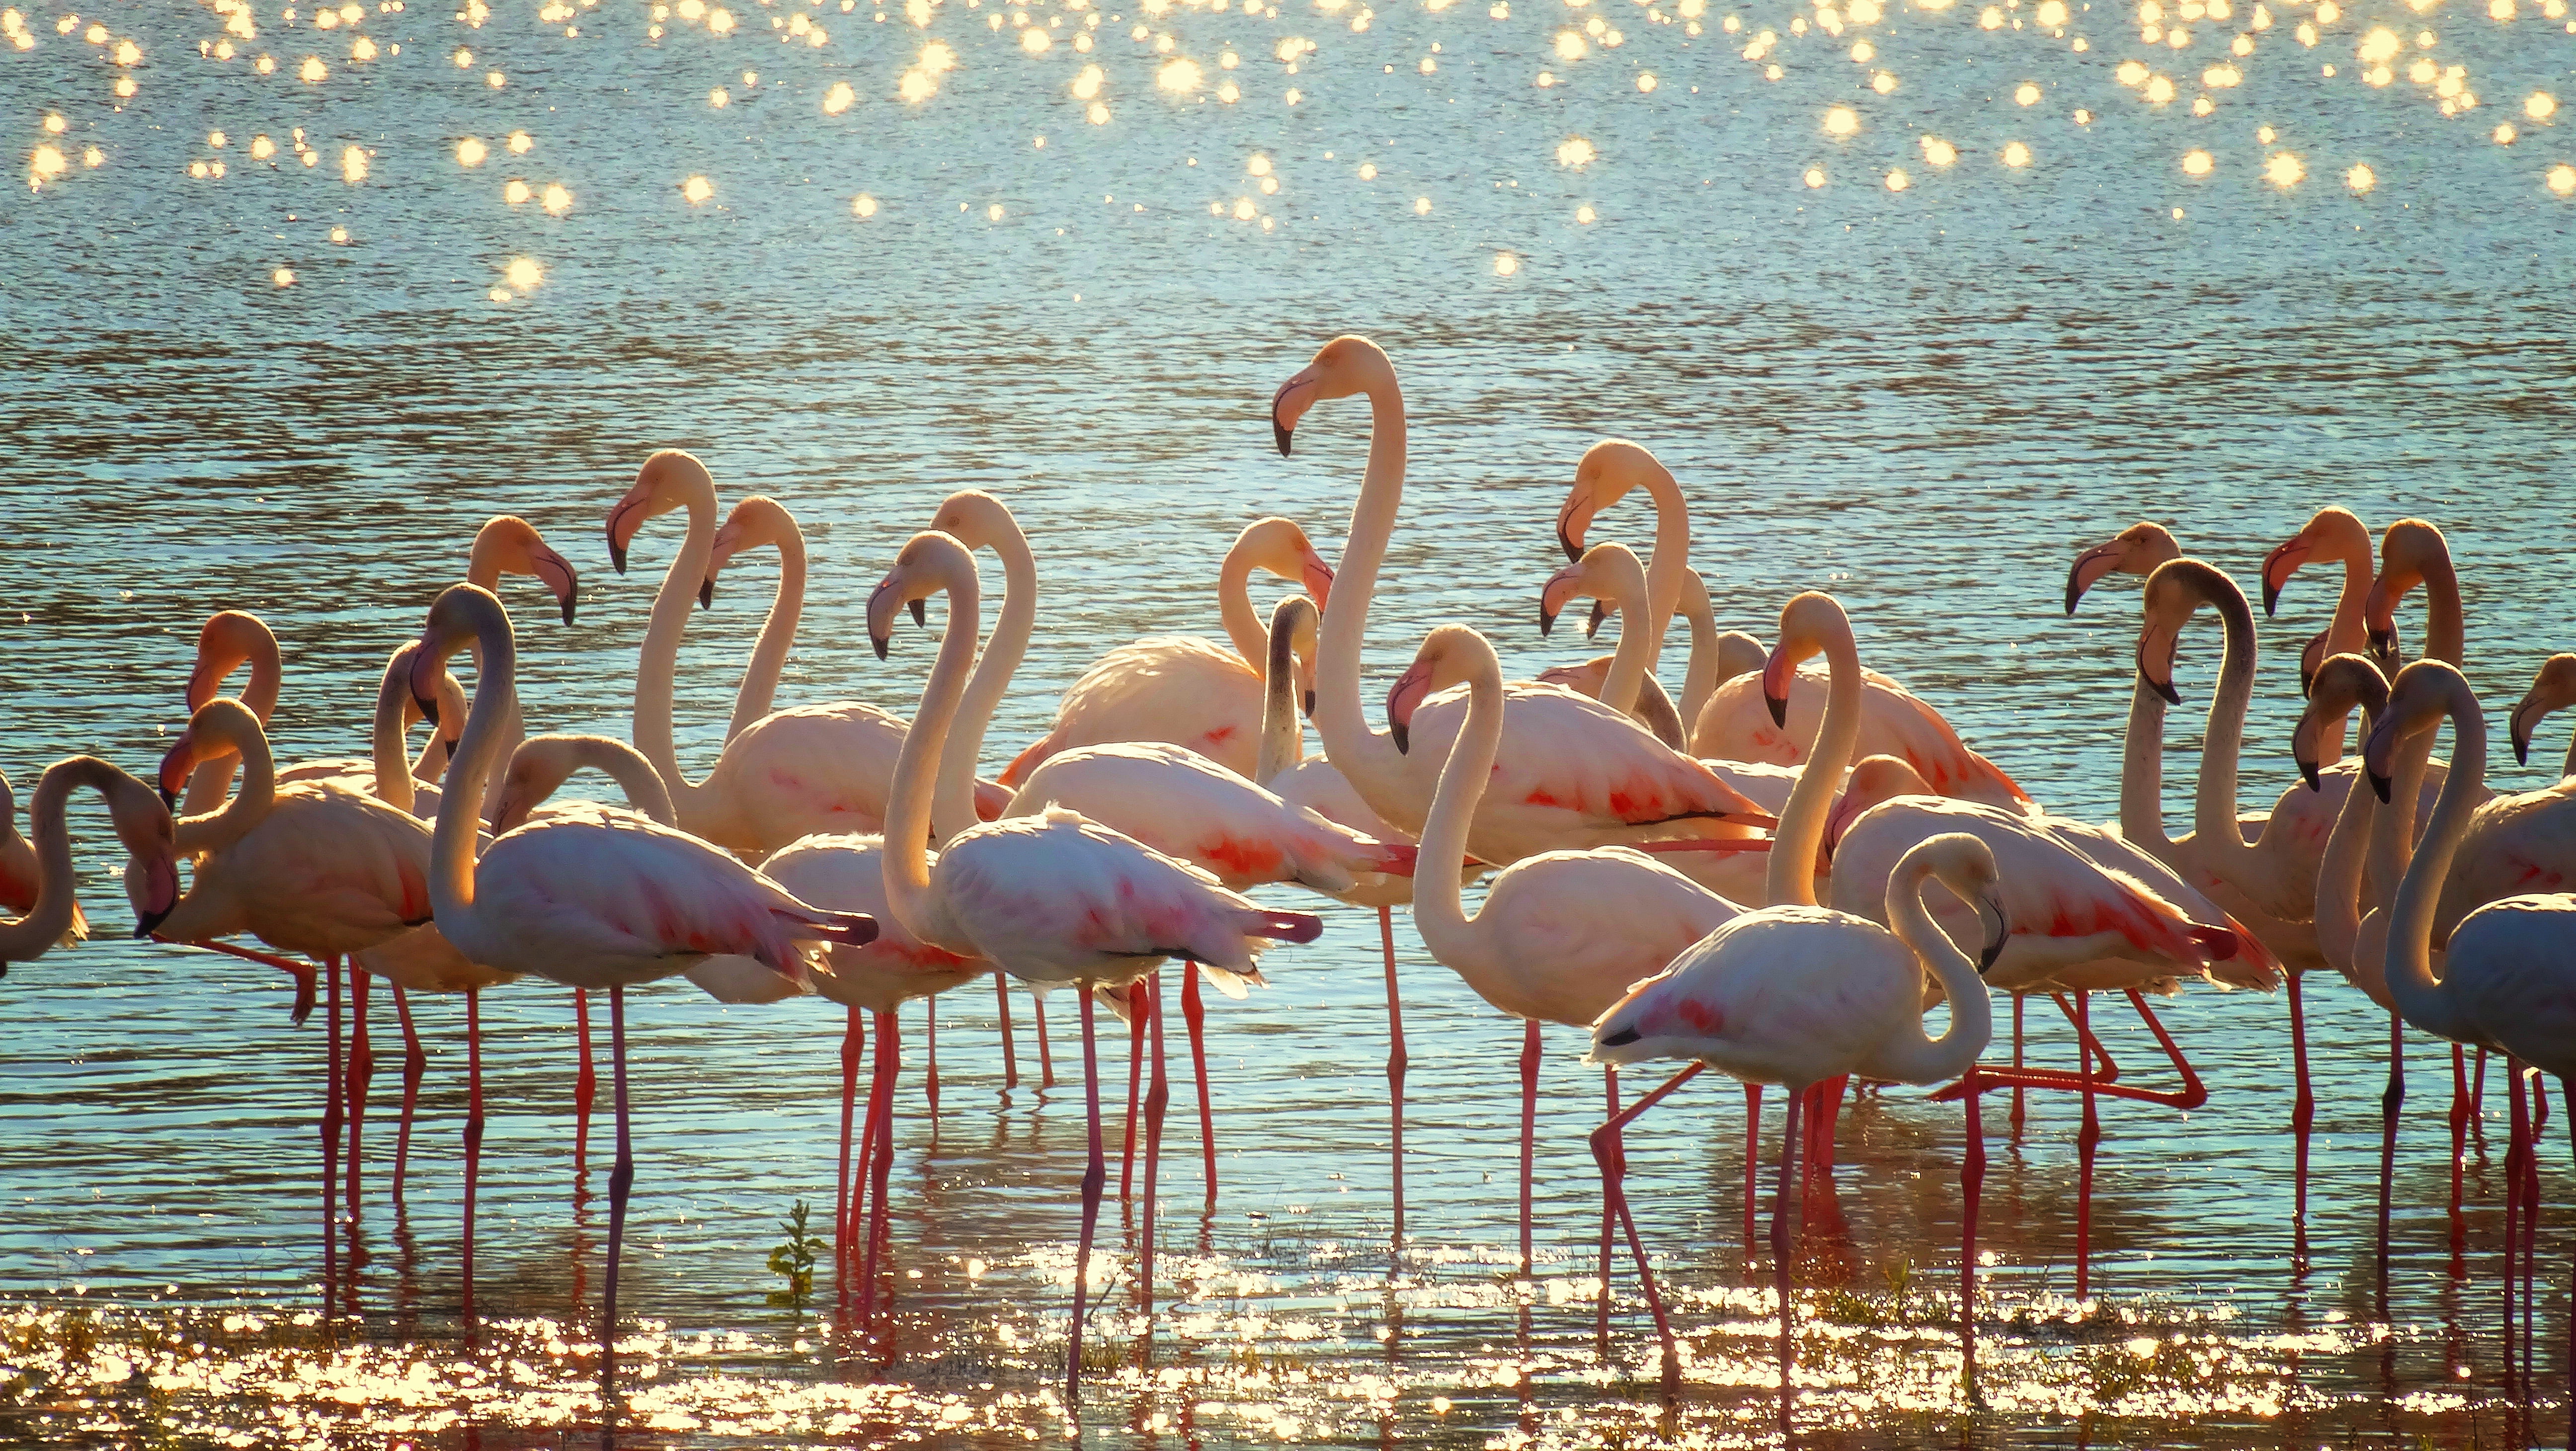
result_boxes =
[5,0,2576,1441]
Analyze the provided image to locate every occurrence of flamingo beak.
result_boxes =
[531,546,580,626]
[866,576,906,660]
[2510,694,2544,769]
[1760,643,1798,729]
[604,487,649,575]
[1301,549,1335,614]
[1556,488,1596,565]
[2298,626,2329,699]
[2361,716,2396,803]
[697,577,714,611]
[1270,368,1321,456]
[2134,622,2183,706]
[129,851,179,938]
[155,737,196,811]
[1538,569,1581,639]
[2063,542,2124,616]
[1586,598,1612,641]
[408,636,445,725]
[2258,533,2311,618]
[2291,711,2323,792]
[1975,891,2009,973]
[2362,576,2397,660]
[1302,688,1317,719]
[1385,661,1433,755]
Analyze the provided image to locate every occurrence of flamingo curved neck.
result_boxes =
[1674,575,1720,727]
[1868,854,1992,1084]
[2385,676,2487,1044]
[1410,652,1503,977]
[0,759,124,959]
[726,522,807,742]
[561,738,678,827]
[1631,459,1689,680]
[936,523,1035,844]
[180,641,281,818]
[634,480,721,818]
[1596,568,1661,726]
[1215,543,1271,673]
[2315,707,2381,976]
[1312,373,1415,831]
[2419,559,2464,665]
[1766,625,1861,907]
[371,655,419,815]
[881,559,984,951]
[2187,583,2261,868]
[431,602,521,929]
[2118,678,2176,858]
[177,709,276,857]
[2324,545,2373,659]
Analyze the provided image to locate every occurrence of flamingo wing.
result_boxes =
[1004,637,1266,784]
[1589,906,1922,1086]
[1010,742,1404,892]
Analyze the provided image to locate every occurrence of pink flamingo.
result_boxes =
[2510,654,2576,780]
[406,581,873,1400]
[868,529,1322,1401]
[1384,622,1749,1283]
[997,515,1334,786]
[0,767,89,949]
[2063,520,2180,615]
[2,757,175,970]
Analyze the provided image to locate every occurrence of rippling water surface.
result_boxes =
[4,0,2575,1441]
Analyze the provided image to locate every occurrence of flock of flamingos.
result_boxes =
[7,334,2576,1431]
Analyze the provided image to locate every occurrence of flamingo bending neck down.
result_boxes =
[408,581,874,1400]
[2,757,173,970]
[2369,658,2576,1435]
[2509,655,2576,781]
[868,529,1322,1402]
[2258,506,2378,763]
[1537,541,1688,749]
[0,765,94,952]
[998,514,1334,786]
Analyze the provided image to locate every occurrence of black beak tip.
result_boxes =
[561,599,577,626]
[2299,760,2321,792]
[2261,580,2283,618]
[609,544,628,575]
[871,634,890,661]
[2369,626,2395,654]
[2143,673,2182,707]
[1978,939,2006,973]
[157,786,177,811]
[1537,607,1556,639]
[2514,736,2532,768]
[1302,688,1316,719]
[1272,422,1293,457]
[697,579,714,611]
[1765,694,1789,730]
[2062,584,2082,617]
[2368,769,2392,804]
[415,694,441,728]
[1557,526,1582,565]
[909,599,928,628]
[133,907,169,939]
[2300,668,2317,699]
[1390,721,1410,755]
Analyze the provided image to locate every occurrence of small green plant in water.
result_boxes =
[766,1199,827,1313]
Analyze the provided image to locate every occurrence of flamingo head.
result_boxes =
[2509,653,2576,770]
[1556,439,1662,564]
[1539,542,1645,643]
[156,698,260,809]
[187,611,275,713]
[410,583,509,725]
[2260,505,2369,618]
[605,449,713,576]
[1268,335,1391,456]
[2297,625,2331,698]
[705,495,797,611]
[1765,592,1849,730]
[1909,831,2008,973]
[471,515,581,625]
[2064,520,2177,616]
[2293,653,2388,792]
[1823,755,1931,858]
[867,530,977,660]
[1385,623,1493,755]
[2133,559,2239,708]
[2364,518,2447,664]
[87,761,180,937]
[2360,657,2465,804]
[1232,517,1335,615]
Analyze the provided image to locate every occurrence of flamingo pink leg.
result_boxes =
[2009,995,2026,1140]
[1960,1071,1986,1407]
[2561,1076,2574,1451]
[2504,1056,2526,1401]
[1182,966,1217,1212]
[2075,991,2098,1302]
[1120,988,1146,1203]
[322,956,343,1307]
[573,989,596,1176]
[1596,1066,1619,1343]
[861,1008,898,1326]
[852,1012,893,1322]
[1033,992,1056,1089]
[1067,987,1108,1402]
[2289,970,2314,1223]
[600,985,635,1404]
[391,985,425,1207]
[923,997,940,1118]
[2450,1044,2473,1258]
[1140,973,1168,1316]
[2524,1072,2545,1397]
[346,966,372,1223]
[1742,1083,1763,1255]
[995,974,1019,1091]
[834,1005,863,1310]
[164,937,317,1021]
[2377,1007,2405,1320]
[1519,1019,1541,1279]
[1587,1061,1702,1369]
[1379,908,1407,1248]
[463,988,484,1322]
[1773,1084,1805,1437]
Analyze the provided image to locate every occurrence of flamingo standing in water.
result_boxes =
[997,515,1335,786]
[405,582,873,1400]
[868,529,1322,1401]
[1384,622,1750,1285]
[2368,658,2576,1433]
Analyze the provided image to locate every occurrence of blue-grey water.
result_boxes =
[2,0,2574,1442]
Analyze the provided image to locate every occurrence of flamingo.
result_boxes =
[2062,520,2179,615]
[1588,828,2004,1422]
[2258,505,2382,757]
[1385,622,1750,1284]
[997,515,1335,785]
[1551,570,1766,746]
[1255,594,1429,1233]
[867,529,1322,1400]
[0,767,89,949]
[1271,335,1772,868]
[2,757,175,971]
[405,581,873,1399]
[604,454,1010,854]
[2510,654,2576,780]
[1537,542,1689,748]
[2368,657,2576,1434]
